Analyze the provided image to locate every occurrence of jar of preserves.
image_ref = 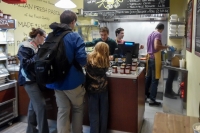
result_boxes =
[125,66,131,74]
[131,64,137,71]
[126,64,131,68]
[132,62,137,66]
[120,66,125,74]
[112,66,117,73]
[121,63,126,67]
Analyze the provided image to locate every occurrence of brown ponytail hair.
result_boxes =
[29,28,45,38]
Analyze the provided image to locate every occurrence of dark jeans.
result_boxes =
[165,69,177,94]
[88,91,108,133]
[24,83,49,133]
[145,59,159,101]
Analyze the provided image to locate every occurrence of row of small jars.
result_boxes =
[8,56,18,65]
[112,62,137,74]
[0,10,12,19]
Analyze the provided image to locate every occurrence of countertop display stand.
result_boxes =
[0,18,18,126]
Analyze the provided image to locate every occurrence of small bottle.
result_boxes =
[12,57,16,64]
[7,14,12,19]
[0,10,3,18]
[8,58,10,65]
[3,14,7,19]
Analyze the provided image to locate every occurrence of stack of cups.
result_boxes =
[177,25,185,37]
[169,14,178,37]
[179,59,185,68]
[169,25,177,36]
[170,14,178,22]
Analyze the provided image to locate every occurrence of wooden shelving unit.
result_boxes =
[169,22,186,25]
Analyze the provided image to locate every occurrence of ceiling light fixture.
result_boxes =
[55,0,77,9]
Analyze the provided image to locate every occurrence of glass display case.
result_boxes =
[0,18,18,125]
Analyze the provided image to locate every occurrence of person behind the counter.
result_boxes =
[145,23,174,106]
[85,27,117,60]
[46,10,87,133]
[115,27,144,49]
[17,28,49,133]
[85,42,110,133]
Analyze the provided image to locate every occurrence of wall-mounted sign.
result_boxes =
[195,0,200,57]
[84,0,170,15]
[186,0,193,52]
[0,19,16,29]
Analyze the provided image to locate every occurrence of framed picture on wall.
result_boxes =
[186,0,194,52]
[195,0,200,57]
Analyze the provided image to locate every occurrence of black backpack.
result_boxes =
[35,30,80,84]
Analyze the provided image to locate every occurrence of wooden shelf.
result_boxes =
[77,14,98,17]
[76,25,99,27]
[170,22,185,25]
[77,14,84,17]
[169,36,185,39]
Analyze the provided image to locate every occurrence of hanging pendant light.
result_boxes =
[55,0,77,9]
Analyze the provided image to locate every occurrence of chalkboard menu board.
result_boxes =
[186,0,193,52]
[84,0,170,15]
[195,0,200,56]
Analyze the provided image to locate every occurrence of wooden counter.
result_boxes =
[152,112,199,133]
[83,68,145,133]
[11,67,145,133]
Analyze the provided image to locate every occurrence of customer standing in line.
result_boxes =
[46,10,87,133]
[85,42,110,133]
[17,28,49,133]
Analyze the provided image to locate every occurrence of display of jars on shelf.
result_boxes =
[0,19,18,126]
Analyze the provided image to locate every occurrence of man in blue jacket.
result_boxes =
[46,10,87,133]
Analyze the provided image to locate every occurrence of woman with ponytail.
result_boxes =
[17,28,49,133]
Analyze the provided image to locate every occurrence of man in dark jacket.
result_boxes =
[46,10,87,133]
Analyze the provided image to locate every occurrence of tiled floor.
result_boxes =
[141,100,163,133]
[0,100,163,133]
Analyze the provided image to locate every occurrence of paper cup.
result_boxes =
[193,123,200,133]
[179,60,183,68]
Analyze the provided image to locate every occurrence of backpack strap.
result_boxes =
[58,30,83,73]
[55,30,72,41]
[46,30,72,43]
